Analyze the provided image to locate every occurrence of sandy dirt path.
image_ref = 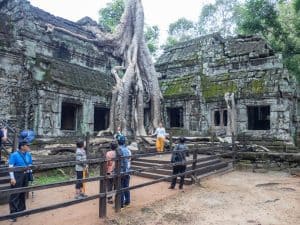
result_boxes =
[0,171,299,225]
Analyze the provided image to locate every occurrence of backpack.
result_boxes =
[171,144,187,163]
[173,152,183,163]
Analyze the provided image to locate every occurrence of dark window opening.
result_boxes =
[168,108,183,128]
[247,106,270,130]
[61,103,81,130]
[94,107,110,131]
[223,110,228,126]
[214,111,221,126]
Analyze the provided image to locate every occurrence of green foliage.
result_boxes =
[197,0,239,37]
[163,18,197,48]
[235,0,283,41]
[168,17,195,37]
[236,0,300,82]
[144,25,160,56]
[98,0,160,56]
[33,169,69,185]
[98,0,124,32]
[295,0,300,12]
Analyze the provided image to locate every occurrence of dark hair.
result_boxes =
[110,142,118,150]
[117,135,126,145]
[76,140,84,148]
[179,137,185,143]
[18,141,29,149]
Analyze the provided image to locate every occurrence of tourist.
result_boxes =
[169,137,189,190]
[0,127,8,162]
[106,141,117,204]
[152,122,167,153]
[75,140,88,199]
[114,126,124,142]
[117,135,131,208]
[8,140,33,222]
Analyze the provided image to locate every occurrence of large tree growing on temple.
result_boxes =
[48,0,162,136]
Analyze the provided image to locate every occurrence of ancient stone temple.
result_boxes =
[156,35,300,149]
[0,0,120,137]
[0,0,299,149]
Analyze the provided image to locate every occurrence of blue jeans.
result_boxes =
[121,175,130,207]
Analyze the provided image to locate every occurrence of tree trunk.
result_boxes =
[47,0,162,137]
[92,0,163,136]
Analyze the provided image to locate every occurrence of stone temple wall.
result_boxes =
[156,34,299,147]
[0,0,120,137]
[0,0,299,149]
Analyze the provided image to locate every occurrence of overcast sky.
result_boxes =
[29,0,214,44]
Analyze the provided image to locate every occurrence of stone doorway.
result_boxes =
[94,107,109,131]
[167,107,183,128]
[61,102,82,130]
[247,106,270,130]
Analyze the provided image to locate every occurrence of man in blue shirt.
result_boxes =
[117,136,131,208]
[0,127,8,162]
[8,141,33,222]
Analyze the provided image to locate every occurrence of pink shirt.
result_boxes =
[106,150,116,174]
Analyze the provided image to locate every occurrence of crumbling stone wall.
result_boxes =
[0,0,120,137]
[156,34,299,149]
[0,0,299,151]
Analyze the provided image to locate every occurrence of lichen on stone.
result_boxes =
[201,74,238,101]
[160,74,196,98]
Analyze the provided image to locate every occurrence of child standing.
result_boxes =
[75,140,88,199]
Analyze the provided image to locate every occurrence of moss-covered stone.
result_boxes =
[160,74,196,98]
[201,74,238,101]
[33,55,114,96]
[249,79,265,94]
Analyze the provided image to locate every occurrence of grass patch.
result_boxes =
[32,169,72,186]
[31,167,99,186]
[33,174,69,186]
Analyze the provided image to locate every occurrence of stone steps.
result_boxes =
[131,154,231,185]
[131,158,222,176]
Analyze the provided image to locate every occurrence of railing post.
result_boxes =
[99,156,107,218]
[232,132,236,165]
[192,145,198,178]
[85,132,90,158]
[114,151,122,212]
[169,131,173,151]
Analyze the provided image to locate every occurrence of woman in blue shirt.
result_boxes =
[8,141,32,222]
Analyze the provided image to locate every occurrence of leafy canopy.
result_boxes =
[197,0,239,37]
[98,0,160,56]
[236,0,300,82]
[98,0,124,32]
[163,17,197,48]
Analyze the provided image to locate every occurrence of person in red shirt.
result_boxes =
[106,142,117,204]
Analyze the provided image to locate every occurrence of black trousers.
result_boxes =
[75,171,83,189]
[107,173,114,200]
[9,172,28,215]
[170,165,186,188]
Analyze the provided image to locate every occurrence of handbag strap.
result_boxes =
[17,150,29,166]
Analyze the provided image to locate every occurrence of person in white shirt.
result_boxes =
[75,140,88,199]
[152,122,166,153]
